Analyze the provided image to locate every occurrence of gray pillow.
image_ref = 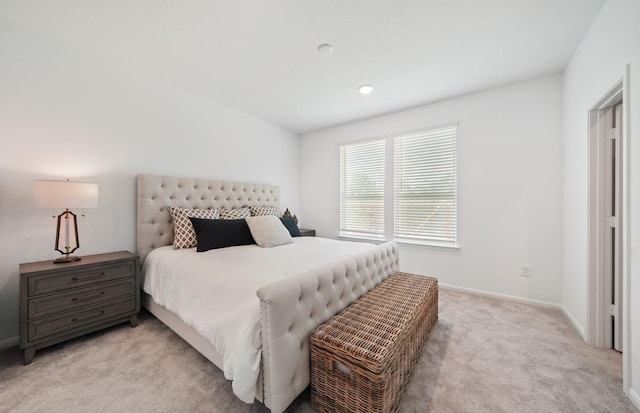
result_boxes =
[245,215,292,248]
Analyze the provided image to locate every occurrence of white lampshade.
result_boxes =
[34,180,99,209]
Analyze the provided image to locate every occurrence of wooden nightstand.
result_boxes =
[19,251,140,364]
[299,228,316,237]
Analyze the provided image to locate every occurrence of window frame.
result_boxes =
[392,122,459,248]
[338,122,459,249]
[338,136,387,241]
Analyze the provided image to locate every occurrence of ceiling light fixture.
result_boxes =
[359,84,373,95]
[318,43,333,55]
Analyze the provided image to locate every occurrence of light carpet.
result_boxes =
[0,289,636,413]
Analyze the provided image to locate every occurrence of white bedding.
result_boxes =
[141,237,376,403]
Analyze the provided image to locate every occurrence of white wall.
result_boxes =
[0,20,300,345]
[301,74,564,305]
[562,0,640,405]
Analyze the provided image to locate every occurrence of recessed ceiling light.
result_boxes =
[359,84,373,95]
[318,43,333,55]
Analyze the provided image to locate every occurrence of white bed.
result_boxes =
[137,174,399,412]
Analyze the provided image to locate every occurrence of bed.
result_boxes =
[136,173,400,412]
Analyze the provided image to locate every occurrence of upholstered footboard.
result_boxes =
[256,241,399,413]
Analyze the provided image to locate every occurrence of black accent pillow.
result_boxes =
[189,218,256,252]
[280,217,301,237]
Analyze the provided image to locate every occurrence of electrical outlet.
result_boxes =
[520,265,531,277]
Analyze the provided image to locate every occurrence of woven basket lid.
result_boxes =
[311,273,436,373]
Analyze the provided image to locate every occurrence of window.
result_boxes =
[394,125,457,245]
[339,123,457,247]
[339,139,385,239]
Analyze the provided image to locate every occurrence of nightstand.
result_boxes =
[299,228,316,237]
[19,251,140,364]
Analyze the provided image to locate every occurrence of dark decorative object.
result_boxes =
[283,208,299,224]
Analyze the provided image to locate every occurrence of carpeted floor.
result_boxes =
[0,289,636,413]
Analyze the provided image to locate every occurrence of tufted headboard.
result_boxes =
[136,174,280,264]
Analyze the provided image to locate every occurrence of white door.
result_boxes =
[603,101,623,352]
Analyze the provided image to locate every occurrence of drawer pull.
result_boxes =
[72,272,105,281]
[72,292,105,302]
[72,311,104,322]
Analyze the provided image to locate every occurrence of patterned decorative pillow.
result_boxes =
[219,207,251,220]
[250,206,281,217]
[168,207,219,249]
[245,215,292,248]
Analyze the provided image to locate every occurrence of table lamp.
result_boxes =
[34,179,99,263]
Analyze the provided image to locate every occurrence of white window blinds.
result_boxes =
[340,139,385,239]
[394,124,457,245]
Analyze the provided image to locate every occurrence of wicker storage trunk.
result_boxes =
[310,272,438,413]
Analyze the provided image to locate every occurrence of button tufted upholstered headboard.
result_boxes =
[136,174,280,264]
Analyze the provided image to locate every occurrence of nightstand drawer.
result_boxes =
[29,261,136,296]
[20,251,140,364]
[28,296,137,341]
[28,278,136,319]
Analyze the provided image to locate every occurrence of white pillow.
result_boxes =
[245,215,292,248]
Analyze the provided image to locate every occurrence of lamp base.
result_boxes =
[53,255,81,264]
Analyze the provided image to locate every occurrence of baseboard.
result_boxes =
[0,336,19,350]
[438,283,590,340]
[438,283,562,310]
[561,306,586,341]
[629,388,640,410]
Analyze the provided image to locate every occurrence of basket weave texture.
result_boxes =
[310,272,438,413]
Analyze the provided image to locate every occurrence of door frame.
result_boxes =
[586,64,631,393]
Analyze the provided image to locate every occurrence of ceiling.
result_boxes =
[1,0,605,134]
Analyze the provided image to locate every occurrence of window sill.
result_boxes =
[395,240,461,251]
[338,235,460,251]
[338,235,386,244]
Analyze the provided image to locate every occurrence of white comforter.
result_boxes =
[141,237,375,403]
